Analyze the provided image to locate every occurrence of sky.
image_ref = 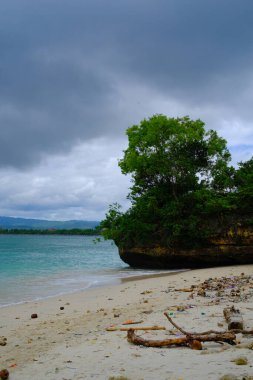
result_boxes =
[0,0,253,221]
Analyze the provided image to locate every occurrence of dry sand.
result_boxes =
[1,265,253,380]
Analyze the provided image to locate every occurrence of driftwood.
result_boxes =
[165,312,253,336]
[223,306,244,330]
[124,305,253,350]
[164,312,226,335]
[127,329,236,349]
[106,325,166,331]
[127,329,200,349]
[127,312,236,349]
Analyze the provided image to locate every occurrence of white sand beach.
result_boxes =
[1,265,253,380]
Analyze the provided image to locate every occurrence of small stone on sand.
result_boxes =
[0,369,9,380]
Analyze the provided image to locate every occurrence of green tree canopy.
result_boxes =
[119,115,232,199]
[101,115,252,249]
[234,157,253,212]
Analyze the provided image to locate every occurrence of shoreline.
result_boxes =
[120,268,189,283]
[0,268,186,309]
[1,264,253,379]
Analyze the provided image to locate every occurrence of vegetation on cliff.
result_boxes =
[101,115,253,249]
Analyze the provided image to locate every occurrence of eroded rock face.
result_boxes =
[118,227,253,269]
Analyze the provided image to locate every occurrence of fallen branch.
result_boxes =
[164,312,228,335]
[127,329,190,348]
[127,313,237,349]
[164,312,253,336]
[164,313,189,335]
[127,329,236,349]
[106,325,166,332]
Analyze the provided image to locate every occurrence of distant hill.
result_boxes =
[0,216,100,230]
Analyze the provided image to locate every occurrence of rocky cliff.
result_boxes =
[118,226,253,269]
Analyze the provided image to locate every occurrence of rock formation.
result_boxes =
[118,226,253,269]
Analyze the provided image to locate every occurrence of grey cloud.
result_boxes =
[0,0,253,169]
[0,138,131,220]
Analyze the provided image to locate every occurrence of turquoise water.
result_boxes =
[0,235,173,307]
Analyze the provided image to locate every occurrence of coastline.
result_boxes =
[1,264,253,379]
[120,268,189,283]
[0,268,185,309]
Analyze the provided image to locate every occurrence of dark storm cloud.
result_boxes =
[1,0,253,167]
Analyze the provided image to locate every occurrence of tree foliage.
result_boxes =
[234,157,253,212]
[101,115,252,248]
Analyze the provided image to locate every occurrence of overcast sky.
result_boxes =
[0,0,253,221]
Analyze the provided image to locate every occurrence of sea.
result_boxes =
[0,234,178,308]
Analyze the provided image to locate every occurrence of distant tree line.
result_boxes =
[0,227,101,236]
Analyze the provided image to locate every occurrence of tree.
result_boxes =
[101,115,238,248]
[234,157,253,213]
[119,115,231,198]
